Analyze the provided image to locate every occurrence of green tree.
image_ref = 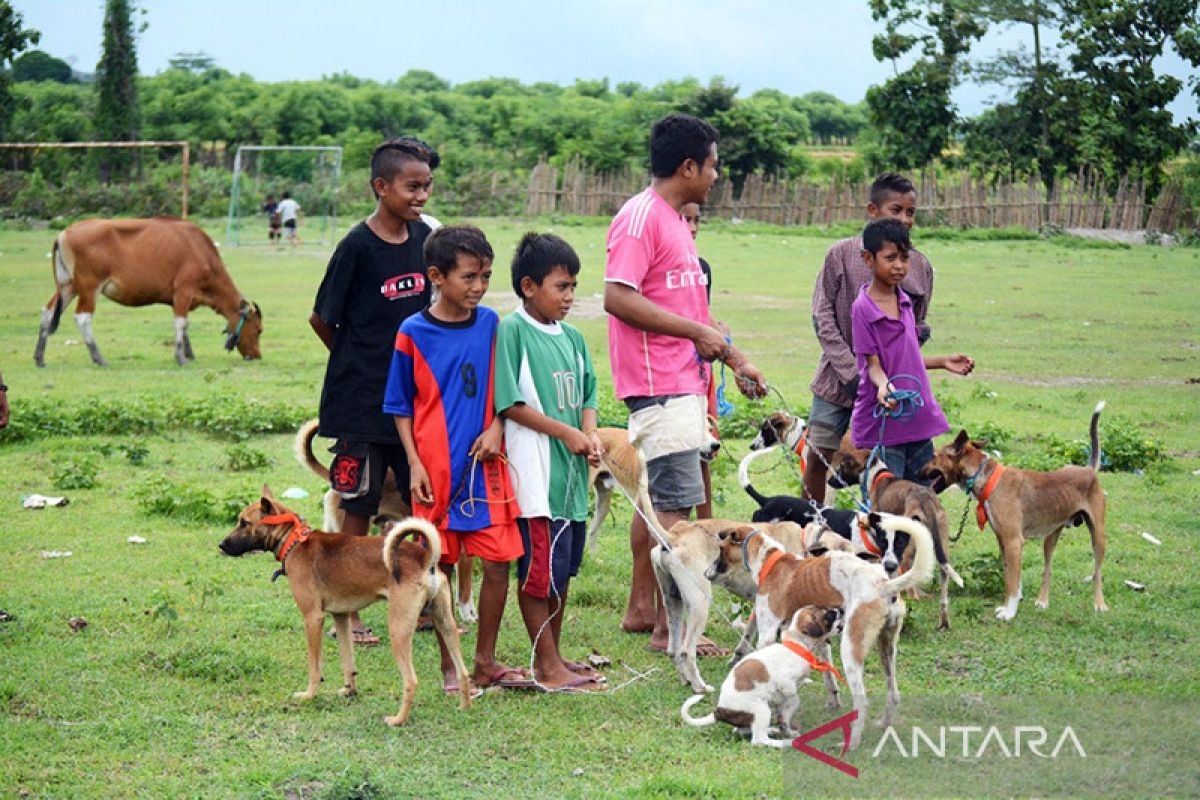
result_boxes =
[0,1,40,137]
[12,49,71,83]
[1060,0,1200,197]
[95,0,141,180]
[866,0,988,169]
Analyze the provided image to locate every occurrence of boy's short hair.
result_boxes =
[510,232,580,298]
[370,136,441,187]
[424,225,493,274]
[862,217,912,256]
[869,173,915,207]
[650,114,719,178]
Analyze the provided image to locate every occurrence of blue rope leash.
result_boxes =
[715,335,735,418]
[859,373,926,507]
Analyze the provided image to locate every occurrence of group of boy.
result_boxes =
[304,112,972,697]
[804,173,974,501]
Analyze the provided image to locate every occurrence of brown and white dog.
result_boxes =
[651,517,862,694]
[920,402,1108,622]
[586,424,719,552]
[708,515,935,750]
[218,486,472,726]
[680,605,845,747]
[858,460,964,630]
[295,418,478,625]
[750,412,870,504]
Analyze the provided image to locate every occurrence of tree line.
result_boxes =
[0,0,1198,220]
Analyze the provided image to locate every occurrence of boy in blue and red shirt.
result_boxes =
[850,218,974,480]
[384,225,529,693]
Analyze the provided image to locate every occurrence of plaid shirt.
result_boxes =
[809,236,934,408]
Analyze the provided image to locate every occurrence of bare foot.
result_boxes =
[621,613,655,633]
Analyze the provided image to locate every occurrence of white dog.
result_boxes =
[680,605,844,747]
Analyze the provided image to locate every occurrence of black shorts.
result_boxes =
[329,439,411,518]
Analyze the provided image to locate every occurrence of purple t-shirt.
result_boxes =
[850,285,948,449]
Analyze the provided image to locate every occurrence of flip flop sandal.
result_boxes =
[564,660,607,683]
[327,626,380,644]
[480,666,539,690]
[546,674,608,694]
[443,682,484,700]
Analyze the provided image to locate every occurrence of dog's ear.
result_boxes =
[971,438,989,450]
[951,430,970,452]
[799,610,825,638]
[868,511,882,528]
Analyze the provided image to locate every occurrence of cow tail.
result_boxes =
[47,239,65,334]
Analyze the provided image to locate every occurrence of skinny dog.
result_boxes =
[218,486,472,726]
[680,605,844,747]
[652,517,868,694]
[921,402,1108,621]
[858,460,964,630]
[708,515,935,749]
[586,424,719,552]
[295,418,478,625]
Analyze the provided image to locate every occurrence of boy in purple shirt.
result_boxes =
[850,218,974,480]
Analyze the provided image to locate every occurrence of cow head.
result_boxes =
[226,300,263,360]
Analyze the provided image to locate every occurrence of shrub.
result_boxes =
[51,454,99,490]
[224,443,271,472]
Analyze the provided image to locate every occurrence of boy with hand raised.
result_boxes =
[494,232,607,692]
[805,173,936,503]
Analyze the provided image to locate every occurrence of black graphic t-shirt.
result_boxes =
[313,220,432,442]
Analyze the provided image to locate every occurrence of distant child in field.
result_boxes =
[805,173,935,502]
[850,218,974,480]
[263,194,282,242]
[682,202,725,519]
[495,232,607,692]
[384,225,528,692]
[277,191,301,247]
[309,136,439,646]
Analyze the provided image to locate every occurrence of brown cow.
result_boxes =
[34,217,262,367]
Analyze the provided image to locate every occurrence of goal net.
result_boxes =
[225,145,342,246]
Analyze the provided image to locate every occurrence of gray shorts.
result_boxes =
[807,390,854,452]
[626,394,707,512]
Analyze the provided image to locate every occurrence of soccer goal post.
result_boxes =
[225,145,343,246]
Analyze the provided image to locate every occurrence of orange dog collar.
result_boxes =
[782,639,844,684]
[758,549,786,588]
[974,464,1006,530]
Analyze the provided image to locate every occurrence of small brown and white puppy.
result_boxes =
[586,424,719,552]
[680,605,844,747]
[708,515,935,750]
[651,517,856,694]
[218,486,472,726]
[859,460,964,630]
[295,418,478,625]
[920,402,1108,622]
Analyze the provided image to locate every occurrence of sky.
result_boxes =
[13,0,1199,121]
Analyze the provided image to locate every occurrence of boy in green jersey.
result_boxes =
[495,233,606,692]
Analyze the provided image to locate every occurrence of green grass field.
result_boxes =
[1,218,1198,798]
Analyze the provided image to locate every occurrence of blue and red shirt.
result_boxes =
[383,306,519,532]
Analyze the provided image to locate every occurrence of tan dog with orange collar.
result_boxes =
[218,486,472,726]
[921,402,1108,622]
[708,515,934,750]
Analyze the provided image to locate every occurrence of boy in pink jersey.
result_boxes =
[604,113,767,652]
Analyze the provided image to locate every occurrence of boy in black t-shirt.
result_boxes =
[308,137,439,646]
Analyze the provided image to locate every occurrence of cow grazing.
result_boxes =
[34,217,262,367]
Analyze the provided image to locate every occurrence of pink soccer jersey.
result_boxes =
[605,188,711,399]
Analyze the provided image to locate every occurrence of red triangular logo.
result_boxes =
[791,710,859,778]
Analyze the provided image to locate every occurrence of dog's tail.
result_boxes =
[383,517,442,583]
[738,446,777,507]
[882,516,935,596]
[680,694,716,727]
[634,448,675,551]
[294,418,329,481]
[1087,401,1106,471]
